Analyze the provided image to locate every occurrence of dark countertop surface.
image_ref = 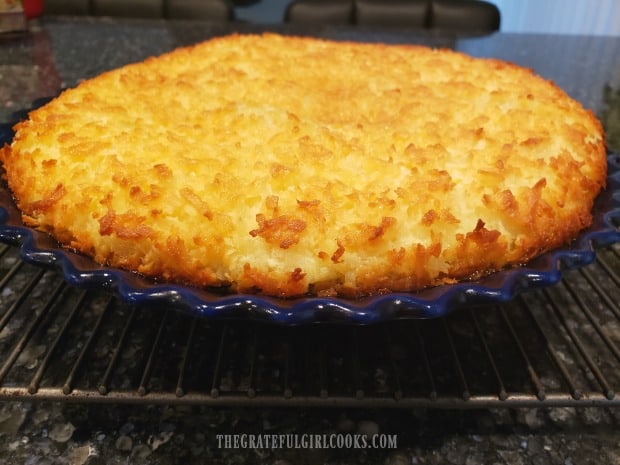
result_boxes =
[1,16,620,465]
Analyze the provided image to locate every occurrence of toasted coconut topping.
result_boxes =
[0,33,607,297]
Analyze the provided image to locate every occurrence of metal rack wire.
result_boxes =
[0,243,619,408]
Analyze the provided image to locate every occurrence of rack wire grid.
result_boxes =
[0,242,619,408]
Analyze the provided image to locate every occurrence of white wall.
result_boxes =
[491,0,620,36]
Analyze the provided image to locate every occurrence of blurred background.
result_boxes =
[235,0,620,36]
[492,0,620,36]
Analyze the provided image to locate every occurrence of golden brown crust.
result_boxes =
[0,33,607,298]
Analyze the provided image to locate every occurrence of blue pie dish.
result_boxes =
[1,115,619,324]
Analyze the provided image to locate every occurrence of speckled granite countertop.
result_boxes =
[1,401,620,465]
[1,16,620,465]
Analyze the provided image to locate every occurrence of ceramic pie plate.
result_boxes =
[1,116,619,324]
